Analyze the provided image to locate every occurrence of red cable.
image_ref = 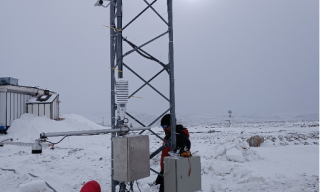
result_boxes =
[188,157,191,177]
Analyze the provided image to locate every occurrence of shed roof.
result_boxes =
[27,93,59,104]
[0,85,57,96]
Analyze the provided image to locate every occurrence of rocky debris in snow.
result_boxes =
[263,131,319,146]
[297,134,307,140]
[14,151,29,156]
[68,148,84,155]
[278,135,284,141]
[284,134,294,142]
[246,135,264,147]
[280,142,289,146]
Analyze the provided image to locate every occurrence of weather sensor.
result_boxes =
[116,79,129,121]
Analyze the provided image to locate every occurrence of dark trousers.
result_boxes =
[155,170,164,192]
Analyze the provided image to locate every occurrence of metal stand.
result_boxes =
[97,0,177,191]
[226,110,232,127]
[28,1,177,191]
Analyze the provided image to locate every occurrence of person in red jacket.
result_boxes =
[155,114,191,192]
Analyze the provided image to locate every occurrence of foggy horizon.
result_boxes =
[1,0,318,123]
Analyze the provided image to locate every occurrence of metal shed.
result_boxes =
[0,78,59,131]
[26,91,59,120]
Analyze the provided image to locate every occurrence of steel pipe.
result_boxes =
[39,127,151,138]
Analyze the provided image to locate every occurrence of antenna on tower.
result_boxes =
[226,110,232,127]
[228,110,232,118]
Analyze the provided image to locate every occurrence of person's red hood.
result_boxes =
[181,128,189,138]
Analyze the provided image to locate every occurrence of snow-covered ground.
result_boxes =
[0,114,319,192]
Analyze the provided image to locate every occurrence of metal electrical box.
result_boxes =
[164,156,201,192]
[112,135,150,182]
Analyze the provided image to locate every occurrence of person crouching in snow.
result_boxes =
[155,114,191,192]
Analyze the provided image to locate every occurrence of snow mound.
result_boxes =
[62,114,107,131]
[0,170,53,192]
[211,163,233,175]
[3,113,105,143]
[226,148,244,163]
[19,180,53,192]
[204,138,262,162]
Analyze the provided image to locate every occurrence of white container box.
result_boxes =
[164,156,201,192]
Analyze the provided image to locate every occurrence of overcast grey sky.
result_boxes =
[0,0,318,122]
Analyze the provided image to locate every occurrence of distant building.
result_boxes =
[0,77,59,132]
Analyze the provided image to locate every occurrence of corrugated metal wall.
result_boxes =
[0,92,31,128]
[0,93,6,126]
[27,95,59,120]
[52,96,59,119]
[28,103,53,119]
[45,104,50,119]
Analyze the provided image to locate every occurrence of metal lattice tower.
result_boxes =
[103,0,176,191]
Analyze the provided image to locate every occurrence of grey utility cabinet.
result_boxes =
[164,156,201,192]
[112,135,150,182]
